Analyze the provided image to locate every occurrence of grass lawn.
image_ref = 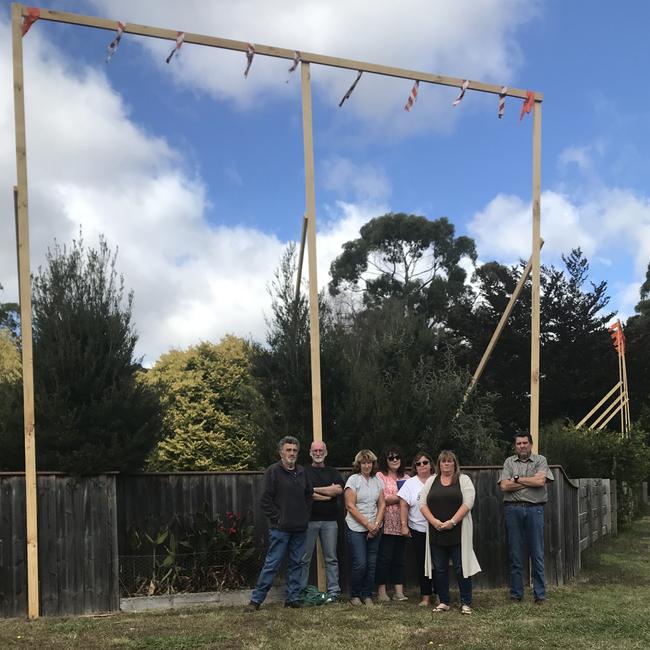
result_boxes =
[2,516,650,649]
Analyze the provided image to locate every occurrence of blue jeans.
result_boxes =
[346,526,382,599]
[299,520,341,596]
[505,503,546,600]
[430,543,472,606]
[250,528,306,604]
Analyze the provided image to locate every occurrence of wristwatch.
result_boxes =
[513,475,520,483]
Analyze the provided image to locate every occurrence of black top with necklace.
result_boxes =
[426,476,462,546]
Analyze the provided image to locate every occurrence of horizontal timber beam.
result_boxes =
[24,5,543,101]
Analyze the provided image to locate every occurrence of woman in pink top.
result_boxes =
[375,445,410,601]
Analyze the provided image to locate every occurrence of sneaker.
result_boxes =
[363,597,375,606]
[393,594,408,602]
[534,598,545,606]
[461,604,472,615]
[376,593,391,602]
[244,601,261,612]
[284,600,302,609]
[324,594,339,604]
[349,597,363,606]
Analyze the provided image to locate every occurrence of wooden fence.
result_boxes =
[578,479,617,552]
[3,467,636,618]
[0,473,119,618]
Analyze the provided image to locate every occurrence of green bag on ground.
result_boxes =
[299,585,327,606]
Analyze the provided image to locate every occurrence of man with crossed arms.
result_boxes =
[499,432,554,604]
[299,440,344,602]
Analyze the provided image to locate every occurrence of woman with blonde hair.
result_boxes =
[420,450,481,614]
[344,449,385,606]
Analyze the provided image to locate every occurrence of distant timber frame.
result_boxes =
[10,2,543,619]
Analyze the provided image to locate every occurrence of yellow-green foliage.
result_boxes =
[0,329,21,383]
[141,336,260,471]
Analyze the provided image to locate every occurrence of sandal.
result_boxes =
[433,603,450,612]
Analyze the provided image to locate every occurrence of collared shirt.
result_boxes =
[344,473,384,532]
[498,453,554,504]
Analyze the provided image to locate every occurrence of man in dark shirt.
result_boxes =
[246,436,312,611]
[299,440,344,601]
[498,432,555,604]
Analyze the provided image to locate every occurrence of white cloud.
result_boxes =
[321,157,391,203]
[0,15,394,363]
[0,17,289,363]
[467,191,597,264]
[87,0,539,132]
[468,185,650,321]
[557,145,593,173]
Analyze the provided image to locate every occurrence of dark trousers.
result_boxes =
[375,533,407,585]
[430,543,472,606]
[410,528,435,596]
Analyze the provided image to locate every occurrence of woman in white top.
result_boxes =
[420,450,481,615]
[398,450,436,606]
[344,449,385,606]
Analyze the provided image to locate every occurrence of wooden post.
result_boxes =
[301,61,323,443]
[618,341,625,435]
[530,101,542,454]
[12,2,40,620]
[589,392,623,430]
[301,61,325,591]
[576,382,621,428]
[295,215,309,300]
[621,347,631,434]
[598,401,626,431]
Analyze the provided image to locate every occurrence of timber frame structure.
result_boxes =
[10,3,543,618]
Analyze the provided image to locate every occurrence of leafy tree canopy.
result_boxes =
[0,235,162,473]
[0,282,20,337]
[144,336,265,471]
[329,213,476,325]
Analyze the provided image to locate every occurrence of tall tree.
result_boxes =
[329,213,476,329]
[327,298,502,465]
[466,249,616,436]
[0,235,162,473]
[143,336,266,471]
[465,260,531,434]
[626,262,650,427]
[251,244,313,463]
[540,249,616,424]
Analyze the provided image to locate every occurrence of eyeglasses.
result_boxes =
[415,460,430,466]
[387,454,400,461]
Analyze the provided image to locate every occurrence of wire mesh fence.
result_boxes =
[119,548,263,597]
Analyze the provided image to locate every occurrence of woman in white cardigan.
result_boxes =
[419,450,481,614]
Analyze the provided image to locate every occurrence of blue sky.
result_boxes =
[1,0,649,364]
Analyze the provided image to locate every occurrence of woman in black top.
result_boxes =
[419,450,480,614]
